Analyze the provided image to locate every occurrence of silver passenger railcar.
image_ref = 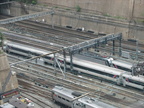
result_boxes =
[52,86,115,108]
[52,86,75,107]
[106,58,133,72]
[4,42,144,90]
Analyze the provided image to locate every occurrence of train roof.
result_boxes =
[123,74,144,83]
[76,58,144,83]
[6,42,51,55]
[0,103,15,108]
[78,96,116,108]
[52,86,82,100]
[111,60,133,69]
[6,42,144,84]
[5,42,131,76]
[53,86,115,108]
[7,42,126,76]
[71,58,125,76]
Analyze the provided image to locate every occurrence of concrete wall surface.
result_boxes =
[38,0,144,20]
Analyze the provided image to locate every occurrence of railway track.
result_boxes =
[0,15,97,39]
[3,32,61,51]
[3,27,144,61]
[1,16,92,44]
[15,65,143,107]
[17,20,93,40]
[8,55,144,96]
[4,31,144,61]
[8,55,144,108]
[21,92,54,108]
[10,23,82,45]
[18,79,52,98]
[0,16,142,48]
[17,75,59,108]
[1,15,144,56]
[1,5,144,108]
[1,15,144,48]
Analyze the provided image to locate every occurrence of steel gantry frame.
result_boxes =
[65,33,122,53]
[64,33,122,72]
[0,1,14,5]
[5,33,122,84]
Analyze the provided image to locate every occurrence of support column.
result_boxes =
[128,0,135,38]
[70,51,73,72]
[112,40,115,55]
[119,38,122,56]
[63,50,66,77]
[128,0,135,20]
[51,10,54,28]
[136,40,138,60]
[105,38,107,44]
[95,40,99,52]
[94,44,97,51]
[54,53,56,75]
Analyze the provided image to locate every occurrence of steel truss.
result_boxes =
[65,33,122,54]
[0,10,54,24]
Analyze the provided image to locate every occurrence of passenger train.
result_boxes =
[52,86,115,108]
[106,58,133,72]
[3,42,144,90]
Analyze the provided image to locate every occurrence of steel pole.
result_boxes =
[113,40,115,55]
[63,50,66,78]
[54,53,57,75]
[119,38,122,56]
[136,40,138,60]
[70,51,73,72]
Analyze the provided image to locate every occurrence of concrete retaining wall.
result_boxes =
[38,0,144,20]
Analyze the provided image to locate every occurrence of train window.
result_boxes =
[90,98,95,101]
[11,47,29,54]
[76,103,81,106]
[44,56,51,59]
[32,52,40,56]
[73,64,114,77]
[66,99,70,102]
[62,98,65,100]
[45,85,48,88]
[58,96,61,98]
